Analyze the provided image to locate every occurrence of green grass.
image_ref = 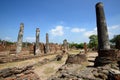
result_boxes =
[43,67,54,74]
[54,59,64,64]
[68,49,80,54]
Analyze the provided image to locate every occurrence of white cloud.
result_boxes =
[83,27,97,37]
[71,28,86,33]
[108,25,120,38]
[25,37,35,42]
[93,27,97,31]
[108,25,120,30]
[70,27,96,37]
[4,37,11,41]
[83,25,120,38]
[84,31,96,37]
[50,26,64,36]
[48,24,119,43]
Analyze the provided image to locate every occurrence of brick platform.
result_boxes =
[94,49,117,67]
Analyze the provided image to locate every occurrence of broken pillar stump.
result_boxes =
[66,54,87,64]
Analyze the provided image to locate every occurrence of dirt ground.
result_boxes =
[0,54,57,69]
[34,54,68,80]
[0,50,98,80]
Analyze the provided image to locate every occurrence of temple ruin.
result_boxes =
[0,2,120,80]
[94,2,117,67]
[63,39,68,52]
[45,33,50,53]
[34,28,41,55]
[16,23,24,54]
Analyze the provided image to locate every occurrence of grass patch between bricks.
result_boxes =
[43,66,54,74]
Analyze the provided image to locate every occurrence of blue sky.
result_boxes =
[0,0,120,43]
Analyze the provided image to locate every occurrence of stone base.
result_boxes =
[65,54,87,64]
[108,71,120,80]
[34,49,41,55]
[94,49,117,67]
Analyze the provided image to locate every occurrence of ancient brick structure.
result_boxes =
[66,54,87,64]
[84,42,87,54]
[16,23,24,54]
[25,41,28,48]
[63,39,68,52]
[49,43,56,53]
[46,43,61,54]
[34,28,41,55]
[96,2,110,50]
[94,2,117,66]
[45,33,50,53]
[40,42,45,54]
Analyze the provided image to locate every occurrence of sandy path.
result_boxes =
[0,54,58,70]
[34,54,68,80]
[0,53,68,80]
[0,50,98,80]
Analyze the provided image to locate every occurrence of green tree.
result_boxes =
[110,34,120,49]
[69,42,84,49]
[89,35,98,49]
[77,43,84,49]
[0,39,1,42]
